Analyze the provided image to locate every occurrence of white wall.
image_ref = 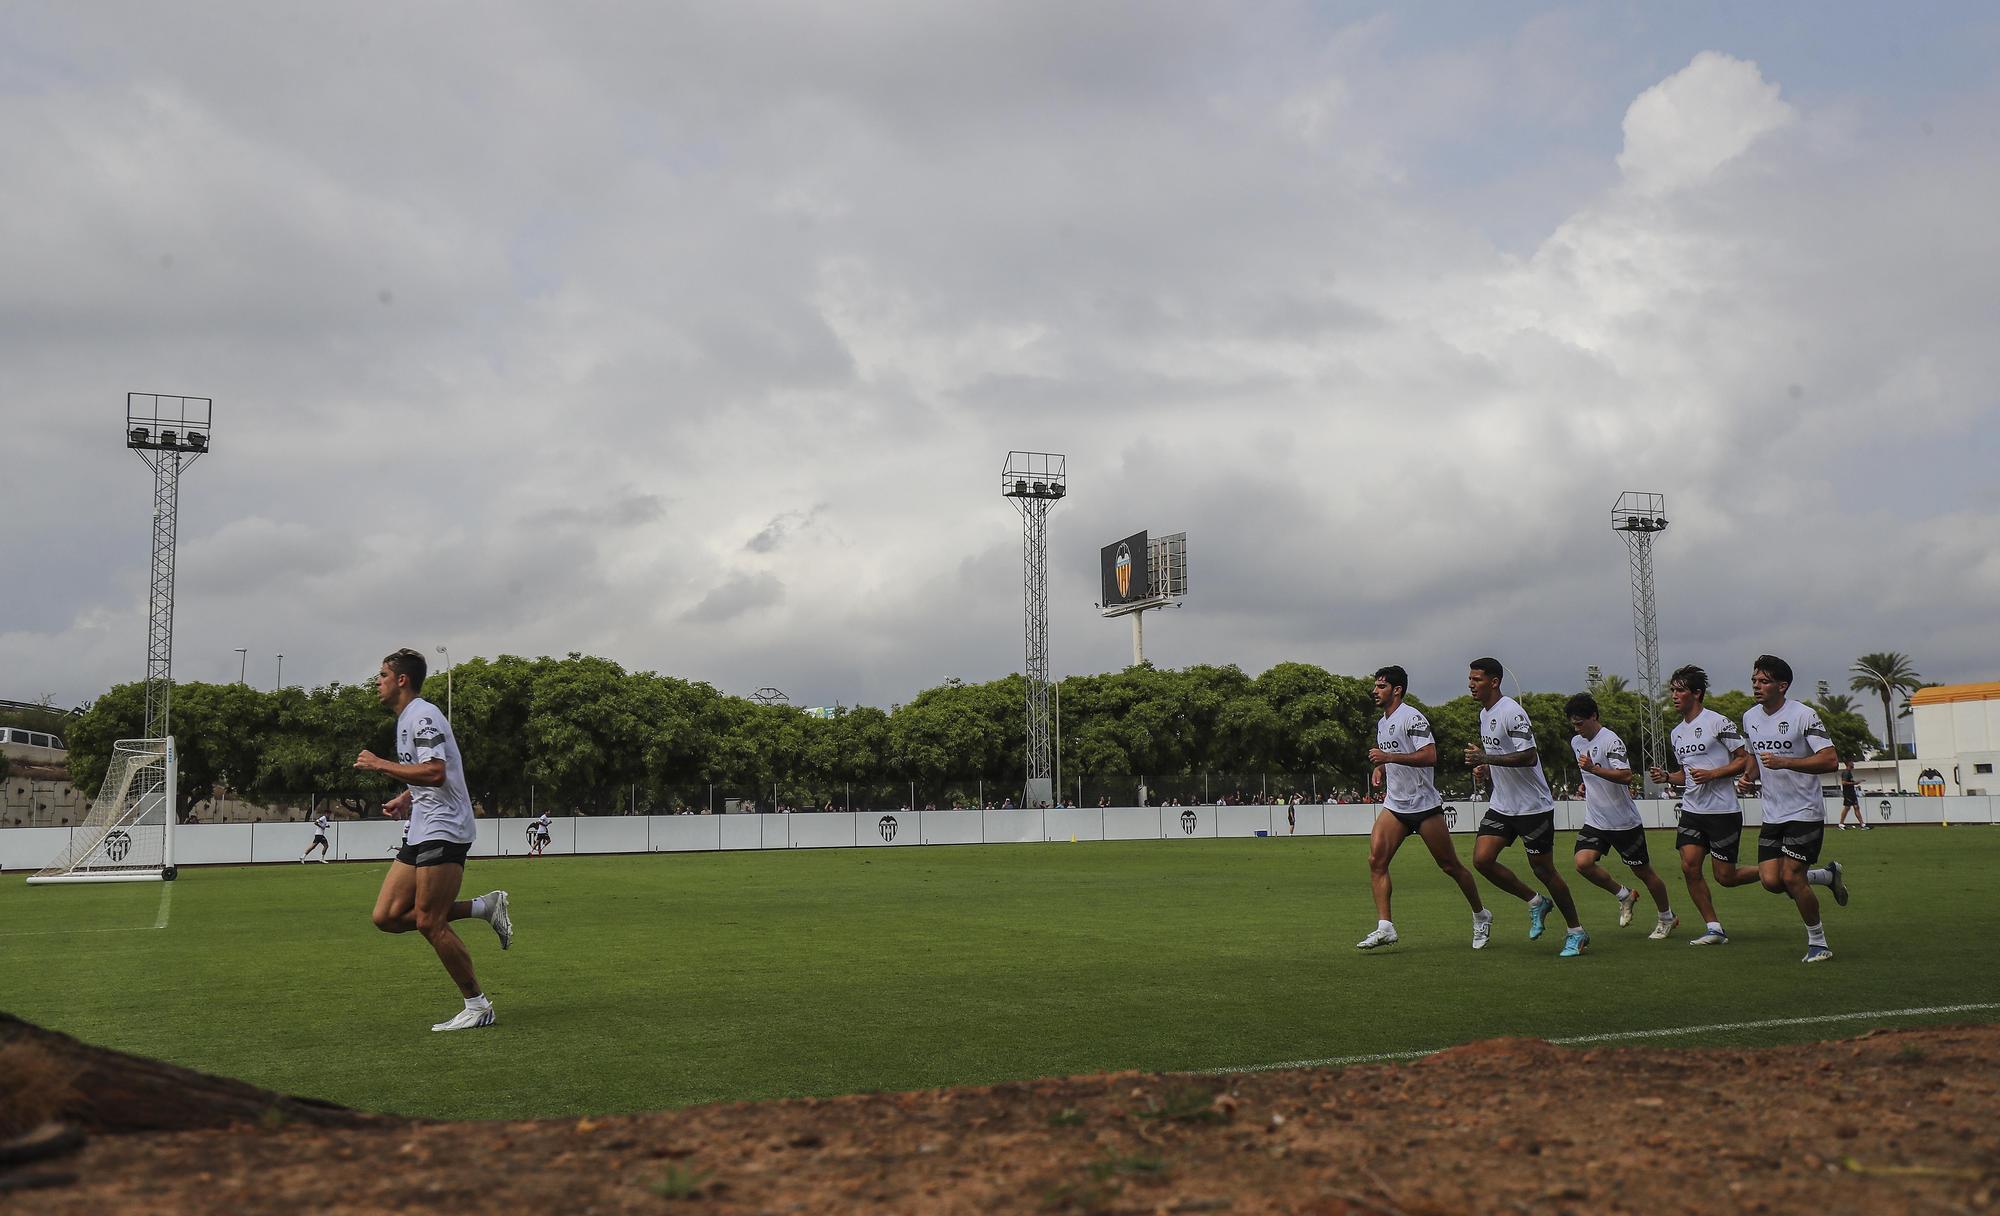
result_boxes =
[6,799,1997,872]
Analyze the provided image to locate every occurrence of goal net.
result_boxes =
[27,737,177,884]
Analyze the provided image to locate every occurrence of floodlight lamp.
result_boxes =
[1050,484,1066,498]
[1014,479,1028,495]
[160,429,178,447]
[128,427,149,447]
[185,432,208,452]
[1032,481,1046,495]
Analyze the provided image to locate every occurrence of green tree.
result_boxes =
[64,683,148,799]
[64,681,273,819]
[1706,689,1755,723]
[1850,652,1921,761]
[1808,694,1878,763]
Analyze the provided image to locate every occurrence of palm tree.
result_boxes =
[1897,681,1943,723]
[1813,692,1861,718]
[1590,673,1629,695]
[1850,652,1922,762]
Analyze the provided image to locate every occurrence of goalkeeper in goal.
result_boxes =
[356,647,513,1032]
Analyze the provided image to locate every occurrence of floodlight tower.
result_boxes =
[1611,492,1667,787]
[1002,452,1066,808]
[125,394,212,739]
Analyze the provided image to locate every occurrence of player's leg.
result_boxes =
[1611,829,1673,933]
[1529,831,1586,954]
[413,861,483,999]
[1678,842,1720,924]
[1472,818,1537,902]
[1412,814,1484,912]
[1628,860,1672,915]
[1366,811,1410,922]
[1760,825,1834,960]
[1356,812,1406,949]
[1526,851,1581,930]
[1572,837,1623,899]
[371,862,419,933]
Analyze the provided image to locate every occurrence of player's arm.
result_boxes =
[1736,747,1763,793]
[1761,743,1839,775]
[1368,743,1436,767]
[1580,753,1633,783]
[1466,742,1538,768]
[1689,746,1750,783]
[355,750,446,786]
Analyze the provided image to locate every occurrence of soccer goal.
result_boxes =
[27,737,178,884]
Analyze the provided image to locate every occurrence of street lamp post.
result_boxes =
[436,645,452,719]
[275,653,283,690]
[234,648,247,684]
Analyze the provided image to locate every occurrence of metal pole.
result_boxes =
[235,648,247,684]
[1052,681,1061,806]
[275,653,283,691]
[1132,610,1144,666]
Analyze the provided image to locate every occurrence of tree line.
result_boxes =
[53,652,1885,818]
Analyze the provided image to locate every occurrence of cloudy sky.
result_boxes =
[3,3,1996,743]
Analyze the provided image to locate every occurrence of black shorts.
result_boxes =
[1388,806,1444,834]
[1478,810,1556,855]
[311,834,328,847]
[396,839,472,869]
[1575,823,1649,868]
[1676,811,1742,863]
[535,832,551,846]
[1758,820,1824,865]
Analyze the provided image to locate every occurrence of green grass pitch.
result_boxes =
[2,828,1993,1121]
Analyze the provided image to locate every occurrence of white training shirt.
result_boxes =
[1670,708,1745,814]
[1742,698,1834,824]
[1571,727,1643,831]
[1480,695,1555,815]
[312,814,331,837]
[532,813,551,835]
[396,696,476,845]
[1376,702,1441,813]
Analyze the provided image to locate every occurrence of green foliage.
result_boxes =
[55,651,1917,816]
[1810,697,1879,763]
[1851,652,1922,762]
[1705,689,1755,723]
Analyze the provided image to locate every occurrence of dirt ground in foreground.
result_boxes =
[8,1024,2000,1216]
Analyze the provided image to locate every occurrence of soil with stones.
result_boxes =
[4,1016,1998,1215]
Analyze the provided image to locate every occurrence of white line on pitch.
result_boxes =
[1199,1002,2000,1076]
[0,886,178,938]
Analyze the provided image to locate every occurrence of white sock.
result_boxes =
[1706,921,1724,934]
[1659,908,1675,921]
[466,993,490,1010]
[469,893,494,920]
[1475,908,1493,921]
[1615,886,1632,901]
[1806,923,1827,947]
[1378,920,1394,933]
[1806,867,1831,887]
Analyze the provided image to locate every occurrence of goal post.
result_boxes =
[27,737,178,885]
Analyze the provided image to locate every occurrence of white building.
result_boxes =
[1907,680,2000,796]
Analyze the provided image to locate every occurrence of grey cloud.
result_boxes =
[685,572,785,625]
[2,8,1996,721]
